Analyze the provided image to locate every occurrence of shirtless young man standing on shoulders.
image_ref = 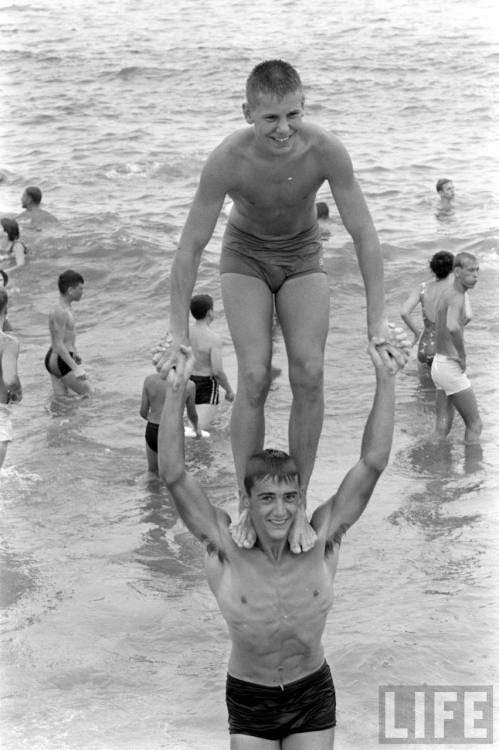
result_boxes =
[155,60,399,551]
[159,341,407,748]
[45,270,91,397]
[189,293,235,431]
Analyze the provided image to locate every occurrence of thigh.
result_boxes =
[275,274,330,363]
[230,735,280,750]
[284,728,335,750]
[450,387,480,423]
[221,274,275,368]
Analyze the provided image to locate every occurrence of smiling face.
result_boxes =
[243,90,305,155]
[247,475,301,543]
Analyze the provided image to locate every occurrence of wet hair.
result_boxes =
[190,293,213,320]
[429,251,454,279]
[0,288,8,315]
[58,269,84,295]
[453,252,476,269]
[246,60,303,107]
[25,186,42,204]
[1,217,20,241]
[244,449,300,495]
[436,178,452,193]
[0,269,8,287]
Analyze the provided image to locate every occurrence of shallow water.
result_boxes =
[1,0,498,748]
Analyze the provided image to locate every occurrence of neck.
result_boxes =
[255,535,288,562]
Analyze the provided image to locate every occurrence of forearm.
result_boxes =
[213,370,233,395]
[158,382,187,484]
[185,398,199,430]
[53,343,78,370]
[400,312,420,339]
[360,369,395,471]
[354,228,386,335]
[168,250,202,339]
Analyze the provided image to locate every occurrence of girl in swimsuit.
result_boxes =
[400,251,455,370]
[0,218,28,273]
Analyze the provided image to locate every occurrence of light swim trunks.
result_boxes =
[226,660,336,740]
[0,404,13,442]
[220,221,326,294]
[431,353,471,395]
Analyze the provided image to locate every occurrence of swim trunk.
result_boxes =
[431,353,471,395]
[226,660,336,740]
[44,348,77,378]
[145,421,159,453]
[0,404,13,442]
[220,220,326,294]
[189,375,219,405]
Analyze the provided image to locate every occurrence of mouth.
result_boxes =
[272,135,292,144]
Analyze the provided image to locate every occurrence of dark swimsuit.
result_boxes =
[220,221,326,294]
[44,348,77,378]
[226,660,336,740]
[145,422,159,453]
[417,283,436,368]
[189,375,219,405]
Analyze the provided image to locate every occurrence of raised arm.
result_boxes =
[158,347,230,546]
[326,139,387,341]
[312,340,406,544]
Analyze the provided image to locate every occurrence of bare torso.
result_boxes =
[49,302,77,351]
[190,323,217,377]
[435,287,469,358]
[143,375,167,423]
[219,124,333,238]
[205,520,338,686]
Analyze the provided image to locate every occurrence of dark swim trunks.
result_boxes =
[226,660,336,740]
[189,375,219,405]
[145,421,159,453]
[220,221,326,294]
[44,348,77,378]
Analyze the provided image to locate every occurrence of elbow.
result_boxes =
[158,460,185,488]
[363,450,390,475]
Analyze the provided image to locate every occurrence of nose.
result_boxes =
[275,117,291,135]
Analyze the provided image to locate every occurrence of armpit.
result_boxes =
[325,522,350,556]
[203,536,228,563]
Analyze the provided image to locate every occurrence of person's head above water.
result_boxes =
[245,59,303,108]
[429,250,454,279]
[435,178,454,201]
[58,269,84,296]
[1,217,20,242]
[21,186,42,208]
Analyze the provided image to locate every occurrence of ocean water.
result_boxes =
[0,0,498,748]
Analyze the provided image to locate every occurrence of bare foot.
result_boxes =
[230,509,257,549]
[288,506,317,554]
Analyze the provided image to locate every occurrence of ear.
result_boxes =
[242,102,253,124]
[240,490,251,509]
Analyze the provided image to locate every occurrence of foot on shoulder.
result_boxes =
[288,506,317,554]
[230,508,257,549]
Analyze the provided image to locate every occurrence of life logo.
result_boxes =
[379,685,494,744]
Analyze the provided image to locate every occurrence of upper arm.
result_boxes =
[446,295,463,333]
[324,138,374,239]
[167,467,231,550]
[209,334,224,376]
[13,243,25,265]
[401,286,421,317]
[49,308,66,343]
[312,457,381,546]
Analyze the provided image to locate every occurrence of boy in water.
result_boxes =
[155,59,396,552]
[159,340,407,748]
[45,270,91,397]
[0,289,22,470]
[189,293,235,431]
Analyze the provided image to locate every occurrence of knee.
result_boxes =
[239,365,271,406]
[289,356,324,394]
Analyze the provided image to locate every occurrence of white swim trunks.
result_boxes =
[0,404,13,442]
[431,354,471,396]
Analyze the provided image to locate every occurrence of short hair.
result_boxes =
[190,294,213,320]
[436,178,452,193]
[429,251,454,279]
[0,288,8,315]
[1,217,20,241]
[246,60,303,106]
[244,449,299,495]
[453,252,476,269]
[58,269,84,295]
[25,186,42,204]
[0,269,8,287]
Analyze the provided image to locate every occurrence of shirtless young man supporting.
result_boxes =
[189,293,235,431]
[431,252,482,443]
[0,289,22,470]
[155,60,395,551]
[159,341,407,749]
[45,270,91,397]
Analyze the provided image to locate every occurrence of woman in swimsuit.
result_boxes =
[0,218,28,273]
[401,251,455,372]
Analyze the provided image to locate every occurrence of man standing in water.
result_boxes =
[0,289,22,470]
[155,59,390,551]
[431,252,481,443]
[159,341,407,748]
[435,178,455,213]
[45,270,91,397]
[16,186,58,228]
